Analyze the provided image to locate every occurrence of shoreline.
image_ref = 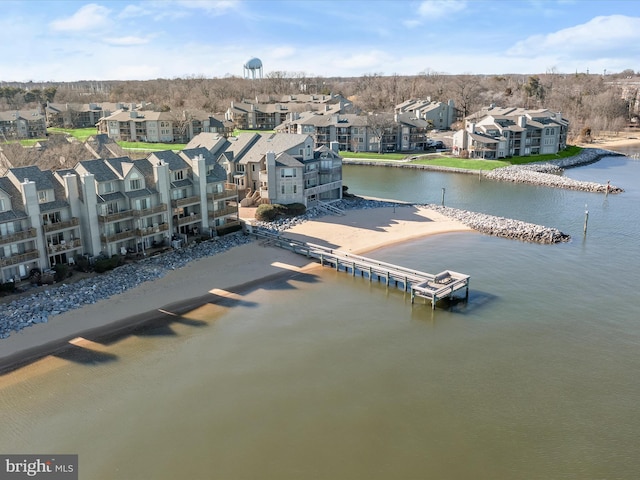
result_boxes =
[0,205,472,376]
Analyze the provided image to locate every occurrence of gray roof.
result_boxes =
[275,152,303,167]
[0,177,27,221]
[170,179,192,188]
[97,191,126,204]
[8,165,55,190]
[149,150,190,171]
[78,158,120,182]
[124,188,157,199]
[179,147,228,183]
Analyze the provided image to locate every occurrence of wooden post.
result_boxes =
[583,205,589,235]
[441,187,446,206]
[352,262,356,276]
[369,266,373,282]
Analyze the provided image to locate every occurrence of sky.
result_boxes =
[1,0,639,82]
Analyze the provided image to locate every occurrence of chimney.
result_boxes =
[518,115,526,128]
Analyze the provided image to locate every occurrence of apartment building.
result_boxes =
[0,110,47,140]
[225,93,352,130]
[0,132,338,283]
[276,111,430,153]
[395,99,459,131]
[97,109,233,143]
[452,107,569,159]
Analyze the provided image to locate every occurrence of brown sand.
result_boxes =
[0,205,472,374]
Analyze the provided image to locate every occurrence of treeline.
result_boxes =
[0,86,57,108]
[2,69,638,136]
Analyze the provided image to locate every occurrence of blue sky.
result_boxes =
[1,0,639,82]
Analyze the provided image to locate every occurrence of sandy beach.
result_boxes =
[0,205,472,373]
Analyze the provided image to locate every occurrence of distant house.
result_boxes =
[395,98,458,131]
[276,111,430,153]
[45,102,126,128]
[0,110,47,140]
[452,106,569,159]
[97,108,233,143]
[225,93,353,130]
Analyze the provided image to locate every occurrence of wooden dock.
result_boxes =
[252,228,470,310]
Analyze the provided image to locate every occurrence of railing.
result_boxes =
[258,171,268,182]
[98,210,134,223]
[208,206,238,218]
[0,250,39,267]
[132,204,167,217]
[43,217,80,233]
[176,213,202,226]
[100,230,136,243]
[0,228,37,245]
[209,189,237,200]
[47,239,82,255]
[171,196,200,208]
[136,223,169,237]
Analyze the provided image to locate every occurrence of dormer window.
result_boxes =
[128,171,142,191]
[38,191,48,203]
[174,170,184,181]
[0,197,6,212]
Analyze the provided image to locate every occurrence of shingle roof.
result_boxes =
[8,165,55,190]
[149,150,190,171]
[275,152,303,167]
[78,158,120,182]
[0,177,27,220]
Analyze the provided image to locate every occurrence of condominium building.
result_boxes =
[452,107,569,159]
[0,110,47,140]
[0,133,340,283]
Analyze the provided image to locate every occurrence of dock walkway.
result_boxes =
[252,228,470,310]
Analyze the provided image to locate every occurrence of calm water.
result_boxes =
[1,152,639,479]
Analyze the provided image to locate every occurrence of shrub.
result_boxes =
[0,281,17,293]
[284,203,306,216]
[53,264,70,282]
[216,223,243,236]
[94,254,122,273]
[74,255,90,272]
[255,204,285,221]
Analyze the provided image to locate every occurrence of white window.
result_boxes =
[103,181,114,193]
[281,168,296,178]
[38,190,48,203]
[130,178,141,190]
[0,197,6,212]
[174,170,184,181]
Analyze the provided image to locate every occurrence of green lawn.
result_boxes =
[48,127,97,142]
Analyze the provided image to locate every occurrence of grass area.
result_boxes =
[118,141,187,151]
[48,127,97,142]
[408,157,509,170]
[341,145,583,171]
[407,146,582,170]
[18,139,47,146]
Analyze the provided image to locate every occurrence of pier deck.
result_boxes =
[252,229,470,310]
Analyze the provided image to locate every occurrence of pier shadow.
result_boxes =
[52,344,118,366]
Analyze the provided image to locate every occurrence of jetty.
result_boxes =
[252,229,470,310]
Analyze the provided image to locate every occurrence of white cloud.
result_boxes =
[104,36,151,46]
[508,15,640,57]
[49,4,111,32]
[118,4,151,19]
[174,0,239,16]
[417,0,466,19]
[333,50,394,72]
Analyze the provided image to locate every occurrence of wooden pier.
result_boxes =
[252,229,470,310]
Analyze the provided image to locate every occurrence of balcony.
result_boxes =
[98,210,134,223]
[260,186,269,198]
[258,170,268,182]
[100,230,136,243]
[43,217,80,233]
[0,250,39,267]
[0,227,37,245]
[171,195,200,208]
[136,223,169,237]
[208,206,238,218]
[47,239,82,255]
[176,213,202,226]
[132,204,168,217]
[209,188,237,201]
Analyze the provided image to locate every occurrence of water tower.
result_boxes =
[244,57,263,80]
